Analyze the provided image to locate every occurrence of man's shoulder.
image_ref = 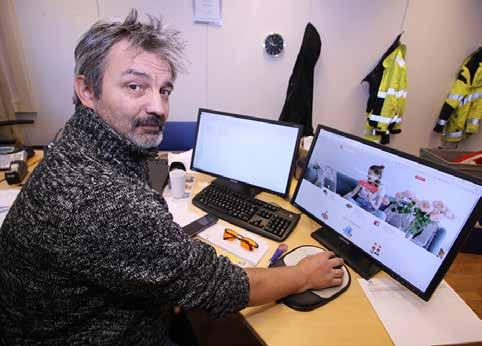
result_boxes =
[25,150,158,205]
[24,151,104,196]
[14,162,166,235]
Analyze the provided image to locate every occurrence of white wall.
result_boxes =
[13,0,482,155]
[14,0,98,144]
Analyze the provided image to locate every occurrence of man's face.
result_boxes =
[92,39,174,148]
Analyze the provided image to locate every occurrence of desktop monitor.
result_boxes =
[292,125,482,301]
[191,108,302,197]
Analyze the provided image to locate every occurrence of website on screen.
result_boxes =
[295,129,481,291]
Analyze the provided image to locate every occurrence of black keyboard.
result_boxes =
[192,182,300,241]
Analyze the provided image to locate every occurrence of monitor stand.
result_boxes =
[311,228,381,280]
[212,177,261,198]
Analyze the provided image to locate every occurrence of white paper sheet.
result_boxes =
[193,0,222,25]
[0,189,20,226]
[198,224,268,266]
[164,196,202,227]
[359,278,482,346]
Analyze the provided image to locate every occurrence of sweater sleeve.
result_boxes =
[64,183,250,318]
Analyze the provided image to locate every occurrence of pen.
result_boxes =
[268,243,288,267]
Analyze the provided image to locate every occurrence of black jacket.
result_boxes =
[279,23,321,136]
[0,105,249,345]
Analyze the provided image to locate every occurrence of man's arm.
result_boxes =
[245,251,344,306]
[71,183,342,314]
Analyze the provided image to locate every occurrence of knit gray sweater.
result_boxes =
[0,105,249,345]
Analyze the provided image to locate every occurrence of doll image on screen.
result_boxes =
[344,165,387,220]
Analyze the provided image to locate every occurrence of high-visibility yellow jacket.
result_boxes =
[434,47,482,142]
[363,37,407,145]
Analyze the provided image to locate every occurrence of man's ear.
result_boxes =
[73,75,96,109]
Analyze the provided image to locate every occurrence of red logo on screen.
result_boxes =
[415,175,426,182]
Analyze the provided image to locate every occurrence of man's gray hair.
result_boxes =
[73,9,184,105]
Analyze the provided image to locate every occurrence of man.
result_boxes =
[0,10,344,344]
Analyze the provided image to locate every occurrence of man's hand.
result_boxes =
[245,251,344,306]
[296,251,344,293]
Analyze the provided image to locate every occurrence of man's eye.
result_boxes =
[128,84,142,92]
[160,89,172,96]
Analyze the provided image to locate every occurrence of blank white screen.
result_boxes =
[192,111,300,194]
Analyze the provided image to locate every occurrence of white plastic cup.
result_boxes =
[169,169,186,199]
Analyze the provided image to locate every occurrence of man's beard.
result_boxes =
[128,115,166,149]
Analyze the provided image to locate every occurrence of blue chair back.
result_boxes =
[158,121,197,151]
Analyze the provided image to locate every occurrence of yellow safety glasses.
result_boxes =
[223,228,259,251]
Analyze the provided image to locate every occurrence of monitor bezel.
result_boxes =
[291,124,482,301]
[190,108,303,198]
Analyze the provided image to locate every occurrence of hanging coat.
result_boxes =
[433,47,482,142]
[362,35,407,145]
[279,23,321,137]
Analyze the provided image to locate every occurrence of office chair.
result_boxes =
[158,121,197,151]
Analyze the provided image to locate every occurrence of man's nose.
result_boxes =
[146,92,168,120]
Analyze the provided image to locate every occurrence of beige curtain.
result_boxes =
[0,0,36,145]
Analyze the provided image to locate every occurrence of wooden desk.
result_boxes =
[188,173,482,346]
[3,156,481,345]
[0,150,43,187]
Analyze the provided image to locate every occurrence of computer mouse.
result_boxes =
[274,245,352,311]
[284,246,344,269]
[330,255,343,270]
[282,246,350,298]
[311,265,349,299]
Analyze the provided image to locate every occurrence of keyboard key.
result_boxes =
[192,182,299,241]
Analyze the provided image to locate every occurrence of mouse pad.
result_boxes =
[271,245,351,311]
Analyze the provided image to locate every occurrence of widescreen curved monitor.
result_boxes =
[292,125,482,300]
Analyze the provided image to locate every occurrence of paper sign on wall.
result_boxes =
[193,0,222,26]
